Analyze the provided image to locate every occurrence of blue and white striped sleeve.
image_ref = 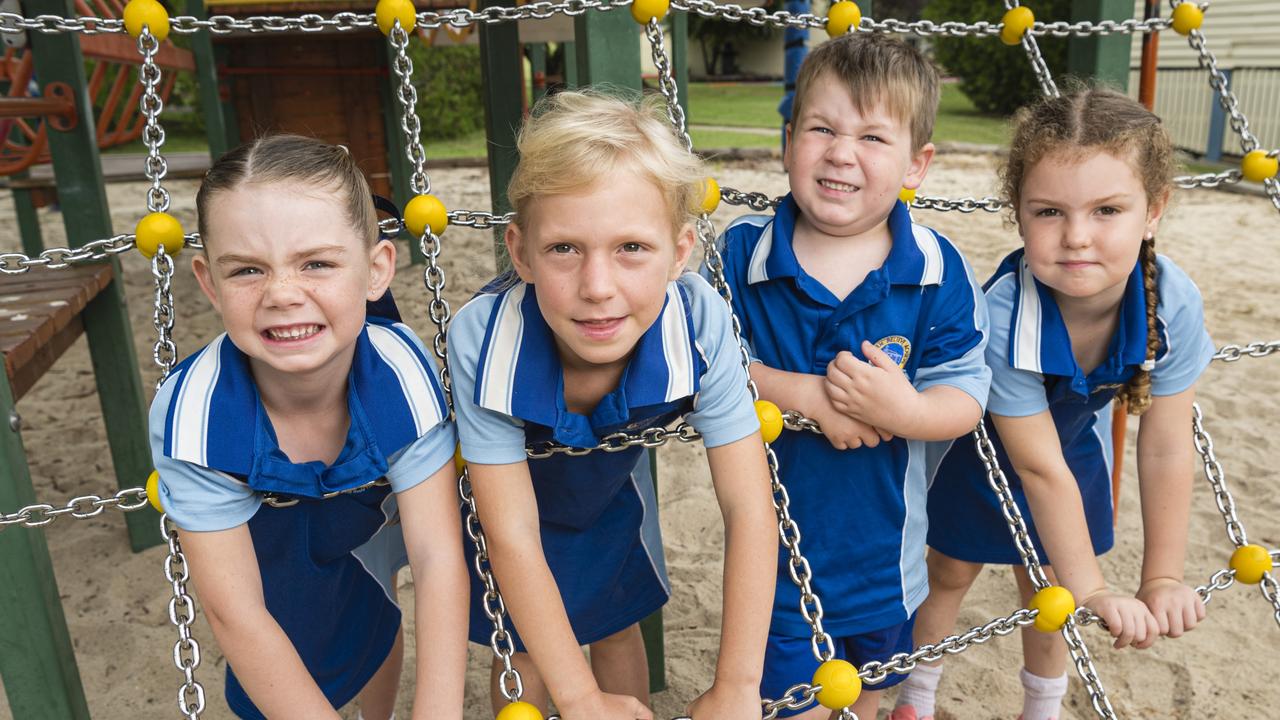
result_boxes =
[1150,256,1215,397]
[913,244,992,409]
[447,295,529,465]
[150,374,261,532]
[382,326,458,494]
[983,273,1051,418]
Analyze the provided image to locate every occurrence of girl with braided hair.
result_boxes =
[892,87,1215,720]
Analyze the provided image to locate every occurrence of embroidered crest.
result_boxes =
[874,335,912,369]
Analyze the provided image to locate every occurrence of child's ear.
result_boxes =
[191,253,222,314]
[782,122,794,173]
[366,238,396,301]
[1144,188,1171,237]
[670,222,697,280]
[903,141,936,190]
[505,224,535,283]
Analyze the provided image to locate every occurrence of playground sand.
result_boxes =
[1,152,1277,719]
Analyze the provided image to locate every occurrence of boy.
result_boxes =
[710,33,990,720]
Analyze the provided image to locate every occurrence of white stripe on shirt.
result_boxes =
[170,334,225,466]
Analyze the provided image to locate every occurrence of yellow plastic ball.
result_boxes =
[453,444,467,477]
[135,212,184,258]
[123,0,171,42]
[145,471,163,513]
[1241,150,1279,183]
[495,701,543,720]
[700,177,721,214]
[1230,544,1273,585]
[1028,585,1075,633]
[630,0,670,24]
[755,399,784,444]
[1170,2,1204,36]
[812,658,862,710]
[825,1,861,37]
[898,186,917,204]
[404,194,448,237]
[375,0,417,35]
[1000,6,1035,45]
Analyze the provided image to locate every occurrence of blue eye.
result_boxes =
[230,266,261,277]
[550,243,575,254]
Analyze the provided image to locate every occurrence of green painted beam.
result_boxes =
[479,0,524,267]
[1067,0,1133,90]
[12,180,44,257]
[672,13,689,123]
[28,0,163,552]
[574,10,641,88]
[185,0,235,161]
[0,376,91,719]
[530,43,548,105]
[563,41,579,88]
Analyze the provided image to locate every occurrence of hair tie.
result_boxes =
[1141,358,1155,372]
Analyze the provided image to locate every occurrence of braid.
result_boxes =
[1118,235,1160,415]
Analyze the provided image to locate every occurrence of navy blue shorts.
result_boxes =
[761,614,916,717]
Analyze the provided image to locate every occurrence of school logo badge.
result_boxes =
[874,335,911,369]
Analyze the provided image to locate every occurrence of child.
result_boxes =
[713,32,991,720]
[894,88,1213,720]
[149,135,468,720]
[448,90,779,720]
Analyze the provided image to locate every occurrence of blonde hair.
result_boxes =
[1001,87,1178,415]
[507,89,706,235]
[197,134,378,248]
[792,32,940,152]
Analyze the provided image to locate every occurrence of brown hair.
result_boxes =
[791,32,940,152]
[196,134,378,248]
[507,89,705,236]
[1001,87,1177,415]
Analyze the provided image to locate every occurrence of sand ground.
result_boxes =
[1,152,1277,719]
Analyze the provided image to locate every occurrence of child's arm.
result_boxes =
[825,341,982,440]
[1133,386,1206,637]
[993,411,1160,649]
[179,527,343,719]
[398,460,469,719]
[750,362,894,449]
[686,432,778,719]
[469,461,654,720]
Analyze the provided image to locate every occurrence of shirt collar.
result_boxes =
[1007,250,1149,379]
[473,279,706,447]
[747,195,943,287]
[164,319,447,497]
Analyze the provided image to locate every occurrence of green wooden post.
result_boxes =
[379,36,424,263]
[185,0,236,161]
[1067,0,1133,90]
[0,376,92,719]
[671,13,689,123]
[12,178,45,257]
[479,0,524,266]
[562,41,578,88]
[530,43,548,105]
[28,0,163,552]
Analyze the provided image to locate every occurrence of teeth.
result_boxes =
[266,325,320,341]
[820,179,856,192]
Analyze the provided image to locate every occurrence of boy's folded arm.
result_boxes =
[899,385,983,441]
[399,459,470,720]
[178,525,341,720]
[466,461,603,710]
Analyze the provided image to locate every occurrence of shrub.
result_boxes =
[407,43,485,140]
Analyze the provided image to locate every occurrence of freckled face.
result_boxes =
[1018,149,1165,304]
[506,166,695,373]
[192,181,394,385]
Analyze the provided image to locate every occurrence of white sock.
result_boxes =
[1020,668,1068,720]
[895,662,943,717]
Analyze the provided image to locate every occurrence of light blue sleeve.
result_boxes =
[1150,256,1215,397]
[680,273,762,447]
[983,273,1051,418]
[383,325,458,493]
[912,245,992,410]
[149,372,261,532]
[447,294,529,465]
[701,221,762,364]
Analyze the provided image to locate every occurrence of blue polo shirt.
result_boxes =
[712,196,990,636]
[927,249,1215,564]
[448,271,761,647]
[149,317,455,719]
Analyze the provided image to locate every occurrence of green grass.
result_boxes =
[691,127,781,151]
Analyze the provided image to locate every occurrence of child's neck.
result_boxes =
[1053,284,1127,375]
[250,355,352,465]
[792,214,893,302]
[557,344,630,416]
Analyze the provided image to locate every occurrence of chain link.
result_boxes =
[151,246,178,386]
[1212,340,1280,362]
[1191,402,1248,547]
[0,235,136,274]
[136,29,170,213]
[388,23,430,196]
[1005,0,1060,99]
[0,487,150,530]
[162,515,205,719]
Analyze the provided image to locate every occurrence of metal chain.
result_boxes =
[972,422,1118,719]
[162,515,205,719]
[151,246,178,387]
[137,28,170,213]
[1175,169,1241,189]
[1212,340,1280,362]
[0,487,150,530]
[0,235,136,273]
[388,22,430,196]
[645,18,692,152]
[1005,0,1060,98]
[1191,402,1248,547]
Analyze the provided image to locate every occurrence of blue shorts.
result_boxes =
[761,615,916,717]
